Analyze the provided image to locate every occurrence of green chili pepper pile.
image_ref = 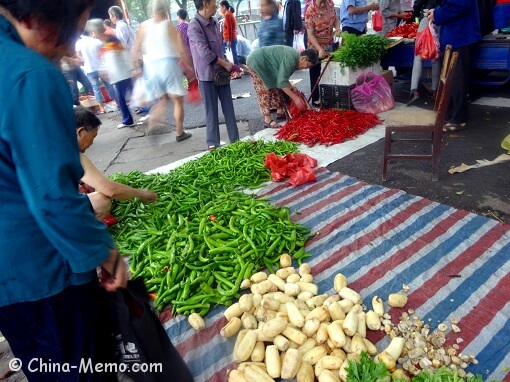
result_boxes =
[108,141,312,315]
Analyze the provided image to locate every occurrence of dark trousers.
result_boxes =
[199,81,240,147]
[0,282,117,382]
[285,32,295,47]
[447,44,473,124]
[63,67,93,105]
[341,26,366,36]
[114,78,134,125]
[309,61,322,103]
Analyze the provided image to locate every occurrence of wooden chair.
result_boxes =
[382,45,458,182]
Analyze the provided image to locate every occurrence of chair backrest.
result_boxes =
[434,46,458,133]
[434,45,453,112]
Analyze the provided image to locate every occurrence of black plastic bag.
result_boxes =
[108,279,194,382]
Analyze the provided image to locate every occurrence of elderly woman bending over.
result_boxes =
[246,46,319,128]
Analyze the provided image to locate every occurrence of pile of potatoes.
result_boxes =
[187,253,411,382]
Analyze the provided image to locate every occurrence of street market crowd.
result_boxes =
[0,0,493,379]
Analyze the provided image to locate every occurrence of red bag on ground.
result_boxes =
[287,91,311,119]
[264,152,318,186]
[415,22,440,61]
[372,9,383,32]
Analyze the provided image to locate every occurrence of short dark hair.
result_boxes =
[300,48,320,66]
[74,106,102,132]
[103,19,113,28]
[0,0,94,46]
[108,5,124,20]
[177,8,188,20]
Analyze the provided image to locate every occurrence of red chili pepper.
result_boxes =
[276,109,381,147]
[209,214,217,221]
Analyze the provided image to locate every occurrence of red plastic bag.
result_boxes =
[103,213,118,227]
[287,91,311,119]
[264,152,318,187]
[372,9,383,32]
[414,22,440,61]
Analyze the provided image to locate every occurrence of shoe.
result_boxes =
[176,131,192,142]
[311,101,321,108]
[139,115,150,122]
[263,120,280,129]
[117,123,134,129]
[208,145,217,151]
[406,91,420,106]
[443,122,467,133]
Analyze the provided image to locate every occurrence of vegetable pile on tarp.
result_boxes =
[275,109,382,147]
[264,152,318,187]
[108,141,311,315]
[331,33,389,70]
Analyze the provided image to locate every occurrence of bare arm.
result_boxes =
[80,154,158,203]
[131,22,146,70]
[306,27,328,58]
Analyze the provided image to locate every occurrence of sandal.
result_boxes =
[443,122,467,133]
[176,131,192,142]
[275,113,286,121]
[263,120,280,129]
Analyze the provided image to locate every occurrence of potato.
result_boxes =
[280,253,292,268]
[296,361,314,382]
[188,313,205,331]
[388,293,408,308]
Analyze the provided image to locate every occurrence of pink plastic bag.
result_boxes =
[350,73,395,114]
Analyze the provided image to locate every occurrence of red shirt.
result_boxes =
[222,11,237,41]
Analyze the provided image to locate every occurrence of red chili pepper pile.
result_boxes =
[275,109,381,147]
[386,22,418,38]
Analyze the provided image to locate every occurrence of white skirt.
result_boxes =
[144,57,187,98]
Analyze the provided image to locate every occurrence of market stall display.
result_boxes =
[109,141,311,315]
[385,22,418,38]
[159,168,509,381]
[276,109,381,147]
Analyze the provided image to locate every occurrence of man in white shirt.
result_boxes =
[76,34,117,114]
[108,6,136,51]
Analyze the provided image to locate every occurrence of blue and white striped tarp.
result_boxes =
[163,168,510,382]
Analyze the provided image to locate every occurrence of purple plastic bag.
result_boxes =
[350,73,395,114]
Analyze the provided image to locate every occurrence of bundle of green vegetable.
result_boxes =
[346,352,486,382]
[331,33,389,70]
[109,141,311,315]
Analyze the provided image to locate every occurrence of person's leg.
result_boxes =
[285,32,294,47]
[407,55,422,104]
[63,70,80,105]
[75,67,93,96]
[114,78,134,126]
[171,95,191,141]
[199,81,221,148]
[222,41,228,57]
[0,283,116,382]
[431,59,441,92]
[249,68,273,125]
[148,96,168,127]
[309,61,321,104]
[87,71,106,112]
[218,85,240,143]
[231,39,239,65]
[447,45,470,125]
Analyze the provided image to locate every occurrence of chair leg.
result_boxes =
[382,129,391,182]
[431,131,442,181]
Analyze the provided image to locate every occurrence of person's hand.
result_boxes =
[369,2,379,11]
[139,190,158,204]
[292,94,307,110]
[318,48,328,59]
[403,12,412,20]
[293,30,299,34]
[99,248,128,292]
[291,86,300,93]
[426,9,435,22]
[224,61,234,72]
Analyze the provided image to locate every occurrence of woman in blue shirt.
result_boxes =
[0,0,127,380]
[259,0,286,46]
[340,0,380,35]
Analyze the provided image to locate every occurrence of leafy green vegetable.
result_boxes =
[346,351,390,382]
[330,33,389,70]
[412,366,486,382]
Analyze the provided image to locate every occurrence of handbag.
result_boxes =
[108,278,194,382]
[195,18,231,87]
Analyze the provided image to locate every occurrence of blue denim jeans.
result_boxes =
[222,39,239,65]
[86,71,117,103]
[114,78,134,125]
